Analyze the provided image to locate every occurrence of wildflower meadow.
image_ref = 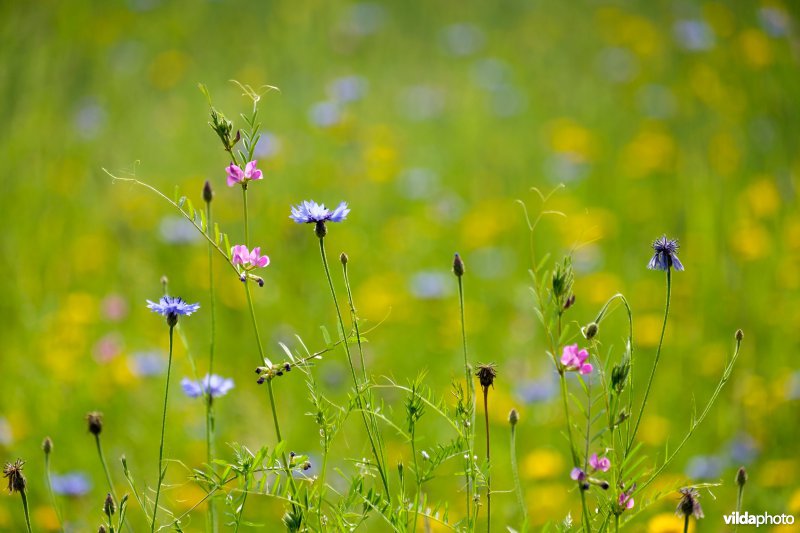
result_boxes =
[2,1,799,531]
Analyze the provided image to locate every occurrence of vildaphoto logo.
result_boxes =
[723,512,795,527]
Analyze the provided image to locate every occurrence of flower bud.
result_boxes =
[340,252,349,265]
[453,253,465,277]
[315,220,328,239]
[202,180,213,204]
[735,329,744,342]
[98,527,107,533]
[87,412,103,436]
[42,437,53,455]
[104,493,115,515]
[508,408,519,426]
[736,466,747,487]
[583,322,599,340]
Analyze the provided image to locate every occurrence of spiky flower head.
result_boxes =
[475,362,498,390]
[676,487,704,519]
[86,412,103,436]
[3,459,26,493]
[146,296,200,327]
[647,235,684,272]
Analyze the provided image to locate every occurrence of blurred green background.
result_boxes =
[1,0,799,530]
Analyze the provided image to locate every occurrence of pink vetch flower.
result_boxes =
[226,160,263,187]
[570,467,587,481]
[560,344,593,374]
[231,245,270,269]
[589,453,611,472]
[618,486,635,511]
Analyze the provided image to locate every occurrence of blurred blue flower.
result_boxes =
[674,20,715,51]
[290,200,350,224]
[128,351,165,377]
[51,472,91,497]
[759,8,791,38]
[517,377,558,403]
[397,167,439,199]
[647,235,684,272]
[254,132,282,159]
[728,434,759,464]
[441,23,485,56]
[686,455,724,480]
[787,370,800,400]
[181,374,234,399]
[399,85,446,121]
[339,2,386,37]
[159,216,202,244]
[410,271,450,299]
[309,101,341,128]
[328,76,368,103]
[74,98,106,140]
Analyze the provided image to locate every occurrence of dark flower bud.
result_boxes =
[736,466,747,487]
[87,412,103,436]
[240,274,247,283]
[42,437,53,455]
[302,461,312,471]
[581,482,590,491]
[256,375,266,385]
[233,129,241,146]
[340,252,349,265]
[563,294,576,310]
[256,277,265,288]
[3,459,26,493]
[453,253,465,277]
[98,527,107,533]
[284,363,291,372]
[202,180,213,204]
[315,220,328,239]
[475,363,497,390]
[611,357,631,394]
[735,329,744,342]
[600,480,610,490]
[276,370,283,376]
[508,408,519,426]
[166,312,179,328]
[290,451,297,458]
[104,492,115,515]
[583,322,599,340]
[255,367,264,374]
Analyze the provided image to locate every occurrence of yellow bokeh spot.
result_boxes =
[730,220,771,261]
[621,125,675,178]
[648,512,694,533]
[549,118,595,161]
[173,482,209,511]
[356,273,407,321]
[690,64,724,106]
[522,448,564,480]
[149,50,190,90]
[527,483,567,523]
[704,3,736,38]
[635,313,667,348]
[575,272,623,306]
[64,292,98,325]
[761,459,798,487]
[639,415,670,446]
[745,177,781,218]
[33,506,60,531]
[708,132,740,176]
[788,488,800,513]
[739,29,773,68]
[460,199,514,248]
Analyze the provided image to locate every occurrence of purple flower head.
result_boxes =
[226,160,263,187]
[290,200,350,224]
[231,245,270,270]
[618,485,635,511]
[648,235,684,272]
[570,467,587,481]
[561,344,593,375]
[146,296,200,327]
[181,374,234,399]
[589,453,611,472]
[51,472,92,497]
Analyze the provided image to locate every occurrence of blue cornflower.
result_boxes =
[647,235,684,272]
[290,200,350,224]
[51,472,91,497]
[146,296,200,327]
[181,374,234,399]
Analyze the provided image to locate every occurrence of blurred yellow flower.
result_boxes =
[33,505,60,531]
[575,272,623,306]
[635,313,668,348]
[708,132,740,176]
[356,273,407,320]
[461,199,515,248]
[548,118,595,161]
[648,512,694,533]
[526,483,567,524]
[744,177,781,218]
[761,459,798,487]
[730,220,771,261]
[739,29,773,68]
[522,448,564,480]
[788,487,800,513]
[621,125,675,178]
[639,415,670,446]
[149,50,190,91]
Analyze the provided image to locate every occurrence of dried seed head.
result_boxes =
[42,437,53,455]
[475,362,498,390]
[508,408,519,426]
[453,253,465,277]
[3,459,26,493]
[87,412,103,436]
[676,487,704,519]
[736,466,748,487]
[104,492,116,515]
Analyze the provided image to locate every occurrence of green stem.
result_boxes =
[96,423,133,532]
[411,425,420,533]
[683,514,689,533]
[509,423,526,525]
[44,453,64,532]
[735,483,744,533]
[559,372,591,532]
[456,276,475,529]
[628,269,671,452]
[482,387,491,533]
[151,325,174,532]
[241,185,249,247]
[317,236,390,497]
[19,489,32,533]
[205,200,217,533]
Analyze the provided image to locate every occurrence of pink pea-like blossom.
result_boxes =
[618,487,635,510]
[226,160,263,187]
[560,344,593,375]
[589,453,611,472]
[570,467,586,481]
[231,245,270,269]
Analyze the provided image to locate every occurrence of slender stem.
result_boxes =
[96,425,132,532]
[317,236,390,497]
[615,514,619,533]
[44,453,64,532]
[19,489,33,533]
[735,482,744,533]
[151,325,174,532]
[205,200,217,533]
[482,387,491,533]
[559,372,591,532]
[628,269,671,451]
[683,514,689,533]
[456,276,474,529]
[509,423,526,525]
[241,185,249,247]
[411,425,420,533]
